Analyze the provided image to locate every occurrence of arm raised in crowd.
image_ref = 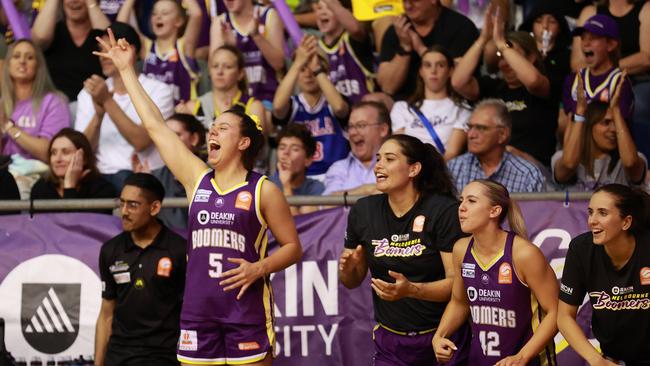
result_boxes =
[555,73,587,183]
[610,73,645,183]
[272,36,314,120]
[492,11,549,98]
[307,38,349,119]
[31,0,61,49]
[619,2,650,75]
[320,0,365,41]
[182,0,204,59]
[94,29,207,194]
[451,4,495,101]
[86,0,110,30]
[250,6,286,72]
[376,16,415,95]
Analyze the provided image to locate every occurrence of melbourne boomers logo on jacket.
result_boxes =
[21,284,81,354]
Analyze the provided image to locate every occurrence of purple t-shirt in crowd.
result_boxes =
[1,93,71,159]
[562,67,634,119]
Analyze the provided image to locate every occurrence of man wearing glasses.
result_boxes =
[447,99,545,193]
[95,173,186,366]
[323,101,391,195]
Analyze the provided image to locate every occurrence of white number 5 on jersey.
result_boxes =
[209,253,223,278]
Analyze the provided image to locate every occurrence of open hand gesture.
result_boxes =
[63,149,90,189]
[219,258,265,300]
[93,28,135,72]
[609,70,627,112]
[370,270,414,301]
[339,245,365,274]
[295,35,317,68]
[221,20,237,46]
[575,71,587,116]
[480,2,496,43]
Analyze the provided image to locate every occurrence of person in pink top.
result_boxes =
[1,40,71,162]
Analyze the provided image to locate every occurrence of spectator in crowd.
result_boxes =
[390,46,470,161]
[75,23,174,192]
[518,1,572,105]
[30,128,116,214]
[553,76,646,191]
[1,39,70,163]
[572,0,650,77]
[447,99,545,193]
[31,0,110,103]
[453,5,556,167]
[211,0,285,110]
[272,123,324,216]
[340,133,469,366]
[117,0,202,104]
[176,45,267,133]
[377,0,477,100]
[273,35,350,177]
[95,173,186,366]
[563,14,634,122]
[316,0,375,105]
[323,101,390,195]
[134,113,206,229]
[558,184,650,366]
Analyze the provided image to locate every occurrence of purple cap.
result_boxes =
[573,14,620,39]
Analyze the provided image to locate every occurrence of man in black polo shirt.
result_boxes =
[95,173,186,366]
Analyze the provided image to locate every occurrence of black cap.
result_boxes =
[103,22,141,55]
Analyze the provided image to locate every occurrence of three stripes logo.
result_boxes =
[21,283,80,354]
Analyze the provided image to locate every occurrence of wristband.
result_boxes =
[573,114,586,123]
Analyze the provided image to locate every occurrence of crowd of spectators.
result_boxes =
[0,0,649,227]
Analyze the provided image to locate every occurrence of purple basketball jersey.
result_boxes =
[143,39,199,104]
[461,232,555,366]
[182,170,273,325]
[320,32,375,105]
[222,5,280,102]
[563,67,634,119]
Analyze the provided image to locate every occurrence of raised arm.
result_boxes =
[31,0,61,49]
[94,29,207,192]
[451,4,495,101]
[432,238,471,364]
[376,17,413,95]
[307,37,348,118]
[320,0,366,41]
[493,12,549,98]
[182,0,203,58]
[555,73,587,183]
[87,0,110,30]
[499,238,559,366]
[251,7,286,72]
[272,36,313,120]
[610,74,645,183]
[620,2,650,75]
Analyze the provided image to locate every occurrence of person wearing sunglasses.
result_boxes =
[447,99,545,193]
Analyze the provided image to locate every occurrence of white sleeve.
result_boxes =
[390,101,410,132]
[74,89,95,132]
[149,81,175,120]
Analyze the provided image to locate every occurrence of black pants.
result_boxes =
[105,343,179,366]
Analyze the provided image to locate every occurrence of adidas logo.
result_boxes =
[24,287,75,334]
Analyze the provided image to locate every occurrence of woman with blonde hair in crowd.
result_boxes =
[1,39,70,163]
[433,179,558,366]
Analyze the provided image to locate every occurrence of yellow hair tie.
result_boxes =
[248,113,263,132]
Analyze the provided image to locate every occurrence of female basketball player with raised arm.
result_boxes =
[432,180,558,366]
[94,29,302,366]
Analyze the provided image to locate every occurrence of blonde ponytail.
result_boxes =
[507,199,528,240]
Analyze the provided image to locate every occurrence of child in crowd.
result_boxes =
[176,45,267,133]
[272,35,349,178]
[391,46,470,161]
[117,0,203,104]
[211,0,285,111]
[316,0,375,105]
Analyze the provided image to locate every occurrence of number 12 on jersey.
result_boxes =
[209,253,223,278]
[479,331,501,357]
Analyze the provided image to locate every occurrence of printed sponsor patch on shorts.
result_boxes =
[179,330,198,351]
[238,341,260,351]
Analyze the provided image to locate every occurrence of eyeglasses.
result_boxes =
[466,123,504,133]
[347,122,382,132]
[118,199,143,211]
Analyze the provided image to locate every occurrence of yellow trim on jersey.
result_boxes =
[188,168,213,212]
[471,247,504,272]
[262,272,275,352]
[214,90,243,117]
[377,322,436,336]
[530,294,556,366]
[210,177,248,195]
[255,176,268,228]
[177,355,226,365]
[318,32,375,79]
[583,67,621,98]
[226,352,269,365]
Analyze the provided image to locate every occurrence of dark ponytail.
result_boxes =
[594,183,650,236]
[386,134,457,198]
